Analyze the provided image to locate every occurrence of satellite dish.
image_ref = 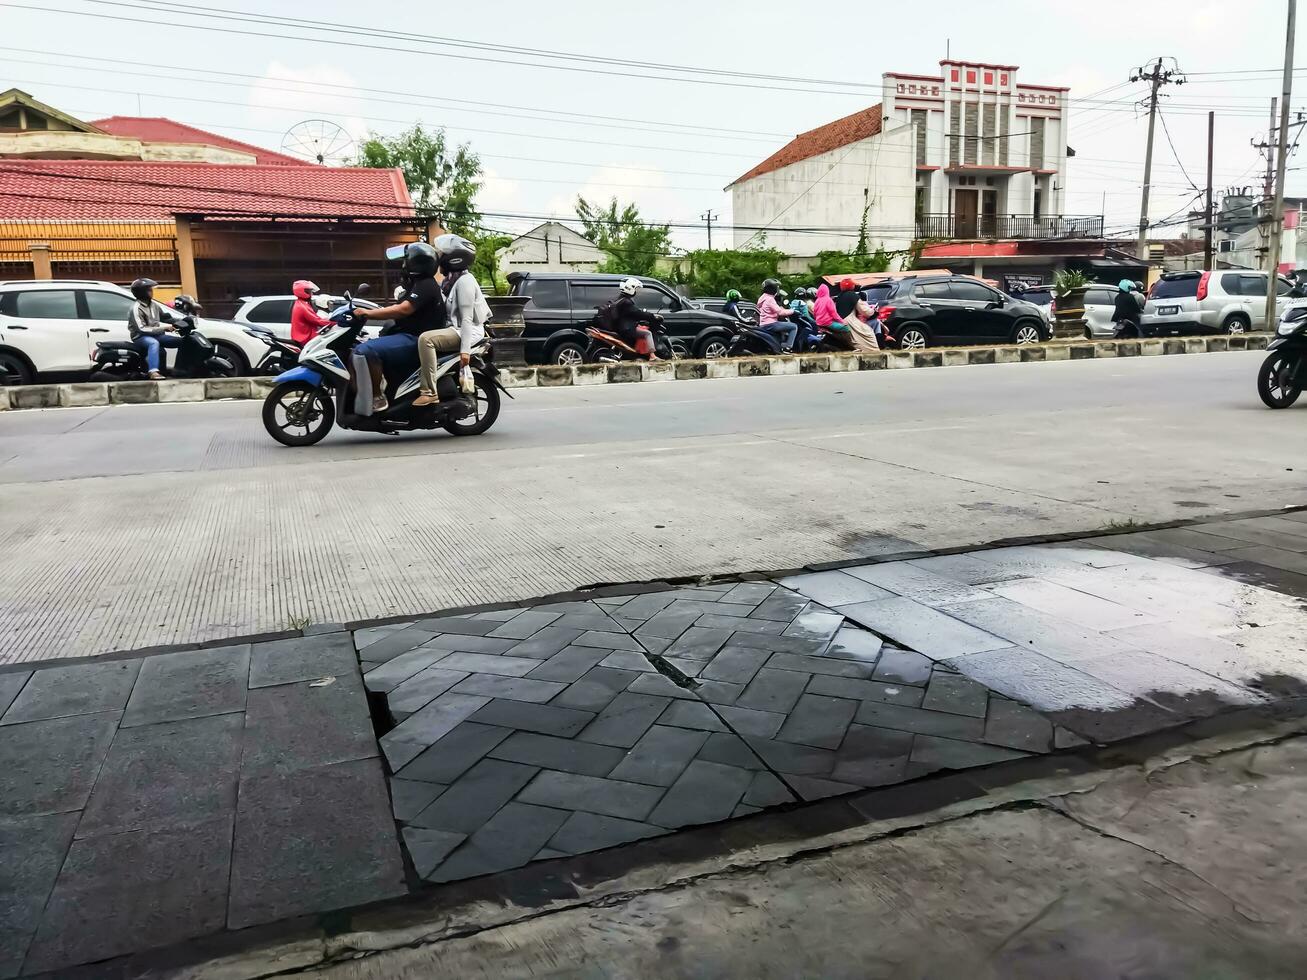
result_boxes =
[281,120,356,166]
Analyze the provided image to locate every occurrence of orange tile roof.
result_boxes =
[91,116,304,166]
[729,104,883,186]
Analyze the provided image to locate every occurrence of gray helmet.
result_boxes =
[762,278,781,295]
[433,233,477,274]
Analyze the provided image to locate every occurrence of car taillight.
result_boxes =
[1196,271,1211,301]
[877,305,895,321]
[1050,298,1056,313]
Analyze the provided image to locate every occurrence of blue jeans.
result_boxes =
[763,322,798,351]
[135,333,183,372]
[356,333,419,385]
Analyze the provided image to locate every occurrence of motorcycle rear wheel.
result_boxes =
[1258,352,1302,409]
[263,381,335,446]
[443,373,501,437]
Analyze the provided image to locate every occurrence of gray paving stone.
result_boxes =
[243,675,376,775]
[608,591,679,621]
[452,673,568,704]
[0,711,119,817]
[402,827,466,878]
[855,701,986,740]
[636,607,704,640]
[120,646,250,728]
[662,627,734,661]
[743,771,796,807]
[247,633,357,688]
[395,722,512,784]
[380,693,492,771]
[470,607,528,622]
[696,732,767,770]
[784,774,863,801]
[0,811,78,979]
[554,611,630,632]
[599,649,656,671]
[983,699,1055,752]
[734,668,810,714]
[666,598,759,618]
[487,610,563,640]
[721,582,777,606]
[354,624,406,650]
[436,652,542,676]
[725,630,831,656]
[695,680,747,705]
[626,672,699,700]
[1082,531,1238,569]
[749,588,810,623]
[418,633,520,655]
[989,578,1158,632]
[416,616,501,637]
[666,657,708,678]
[647,760,753,828]
[921,672,990,718]
[943,597,1145,665]
[716,704,786,738]
[574,630,644,652]
[229,758,404,929]
[783,608,845,644]
[550,666,640,711]
[518,770,663,821]
[777,570,895,608]
[533,600,607,613]
[775,694,858,750]
[1055,726,1090,748]
[696,613,787,635]
[831,725,914,786]
[844,561,992,605]
[79,713,241,838]
[578,692,673,747]
[700,644,771,685]
[807,673,925,707]
[547,811,664,855]
[526,645,612,682]
[1,660,140,726]
[361,648,449,694]
[428,803,571,883]
[489,731,625,777]
[610,725,710,787]
[505,626,587,659]
[388,667,471,717]
[945,646,1135,715]
[0,672,29,722]
[910,734,1028,771]
[659,700,728,732]
[904,553,1020,585]
[410,758,539,833]
[822,627,885,663]
[345,627,437,665]
[469,699,595,737]
[873,648,934,685]
[767,652,876,679]
[839,596,1012,660]
[24,816,232,974]
[390,778,445,821]
[634,634,674,655]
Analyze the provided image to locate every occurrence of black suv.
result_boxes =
[876,276,1049,349]
[507,272,738,365]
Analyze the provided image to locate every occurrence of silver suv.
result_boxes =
[1142,271,1293,336]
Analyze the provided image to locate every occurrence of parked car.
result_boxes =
[1141,270,1294,337]
[1081,285,1123,339]
[690,297,759,324]
[1011,285,1054,326]
[233,294,381,332]
[872,275,1050,349]
[0,280,269,385]
[507,272,738,364]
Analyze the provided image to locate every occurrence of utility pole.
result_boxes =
[1131,58,1185,261]
[1205,111,1215,269]
[701,209,717,250]
[1265,0,1297,329]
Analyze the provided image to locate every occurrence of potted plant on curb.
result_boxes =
[1051,269,1091,339]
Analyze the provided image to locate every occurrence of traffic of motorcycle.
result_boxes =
[90,295,236,381]
[1259,303,1307,408]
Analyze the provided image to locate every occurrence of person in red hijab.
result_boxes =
[290,280,333,346]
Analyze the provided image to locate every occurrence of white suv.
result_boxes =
[1142,270,1293,336]
[0,280,269,384]
[233,294,380,334]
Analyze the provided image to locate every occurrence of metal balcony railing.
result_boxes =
[915,214,1106,241]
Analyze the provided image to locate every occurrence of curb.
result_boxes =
[0,333,1273,411]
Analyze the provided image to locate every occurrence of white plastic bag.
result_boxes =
[459,364,476,394]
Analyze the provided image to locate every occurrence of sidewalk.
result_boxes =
[2,512,1306,975]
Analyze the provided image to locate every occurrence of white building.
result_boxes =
[729,59,1084,260]
[498,221,605,275]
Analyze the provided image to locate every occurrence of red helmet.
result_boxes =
[840,278,856,291]
[292,279,320,301]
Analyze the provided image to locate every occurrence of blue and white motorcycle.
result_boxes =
[260,284,508,447]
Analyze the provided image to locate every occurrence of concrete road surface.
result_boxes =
[1,352,1304,663]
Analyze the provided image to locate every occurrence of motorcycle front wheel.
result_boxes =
[263,381,336,446]
[1258,351,1303,409]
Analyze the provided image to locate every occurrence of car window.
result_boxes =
[915,281,952,300]
[1085,288,1113,306]
[862,284,895,305]
[247,299,295,323]
[1020,288,1053,305]
[1220,273,1244,296]
[14,290,78,319]
[1278,277,1294,296]
[1237,275,1267,297]
[636,288,676,313]
[521,279,570,310]
[1151,276,1199,299]
[950,280,998,303]
[571,283,620,310]
[82,290,134,322]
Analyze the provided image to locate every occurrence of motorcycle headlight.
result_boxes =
[1279,319,1299,336]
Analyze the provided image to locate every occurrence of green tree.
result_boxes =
[357,123,482,235]
[574,196,673,277]
[679,247,785,297]
[471,232,513,296]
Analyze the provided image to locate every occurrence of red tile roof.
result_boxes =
[91,116,304,166]
[729,104,883,186]
[0,159,414,220]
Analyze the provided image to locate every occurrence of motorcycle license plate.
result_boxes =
[1158,305,1179,316]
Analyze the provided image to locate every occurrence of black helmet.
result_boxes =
[762,278,781,295]
[433,233,477,274]
[130,277,157,301]
[401,241,438,280]
[172,295,202,315]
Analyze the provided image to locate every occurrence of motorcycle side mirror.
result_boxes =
[343,291,352,303]
[355,283,372,297]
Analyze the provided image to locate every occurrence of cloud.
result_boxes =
[247,61,369,163]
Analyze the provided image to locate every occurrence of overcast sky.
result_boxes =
[5,0,1305,250]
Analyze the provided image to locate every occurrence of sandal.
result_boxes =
[413,392,441,407]
[148,371,164,380]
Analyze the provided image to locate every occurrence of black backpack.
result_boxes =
[594,299,619,331]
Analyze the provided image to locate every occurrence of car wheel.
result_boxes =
[898,325,929,350]
[0,350,34,387]
[1011,321,1043,345]
[212,342,250,376]
[550,341,586,366]
[696,335,730,359]
[1223,314,1251,335]
[1257,352,1302,409]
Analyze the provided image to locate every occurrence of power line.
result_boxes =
[1157,107,1200,191]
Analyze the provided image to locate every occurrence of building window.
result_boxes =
[964,102,979,165]
[981,103,996,166]
[1033,186,1043,222]
[984,72,994,86]
[915,185,927,222]
[949,99,962,166]
[966,70,977,84]
[912,109,928,166]
[951,69,960,82]
[1030,117,1046,170]
[999,104,1010,166]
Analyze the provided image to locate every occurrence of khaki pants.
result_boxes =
[418,328,461,395]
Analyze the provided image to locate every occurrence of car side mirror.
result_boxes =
[669,298,682,312]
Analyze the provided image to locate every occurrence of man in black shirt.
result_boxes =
[353,242,446,412]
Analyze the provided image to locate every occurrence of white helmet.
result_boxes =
[619,277,642,296]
